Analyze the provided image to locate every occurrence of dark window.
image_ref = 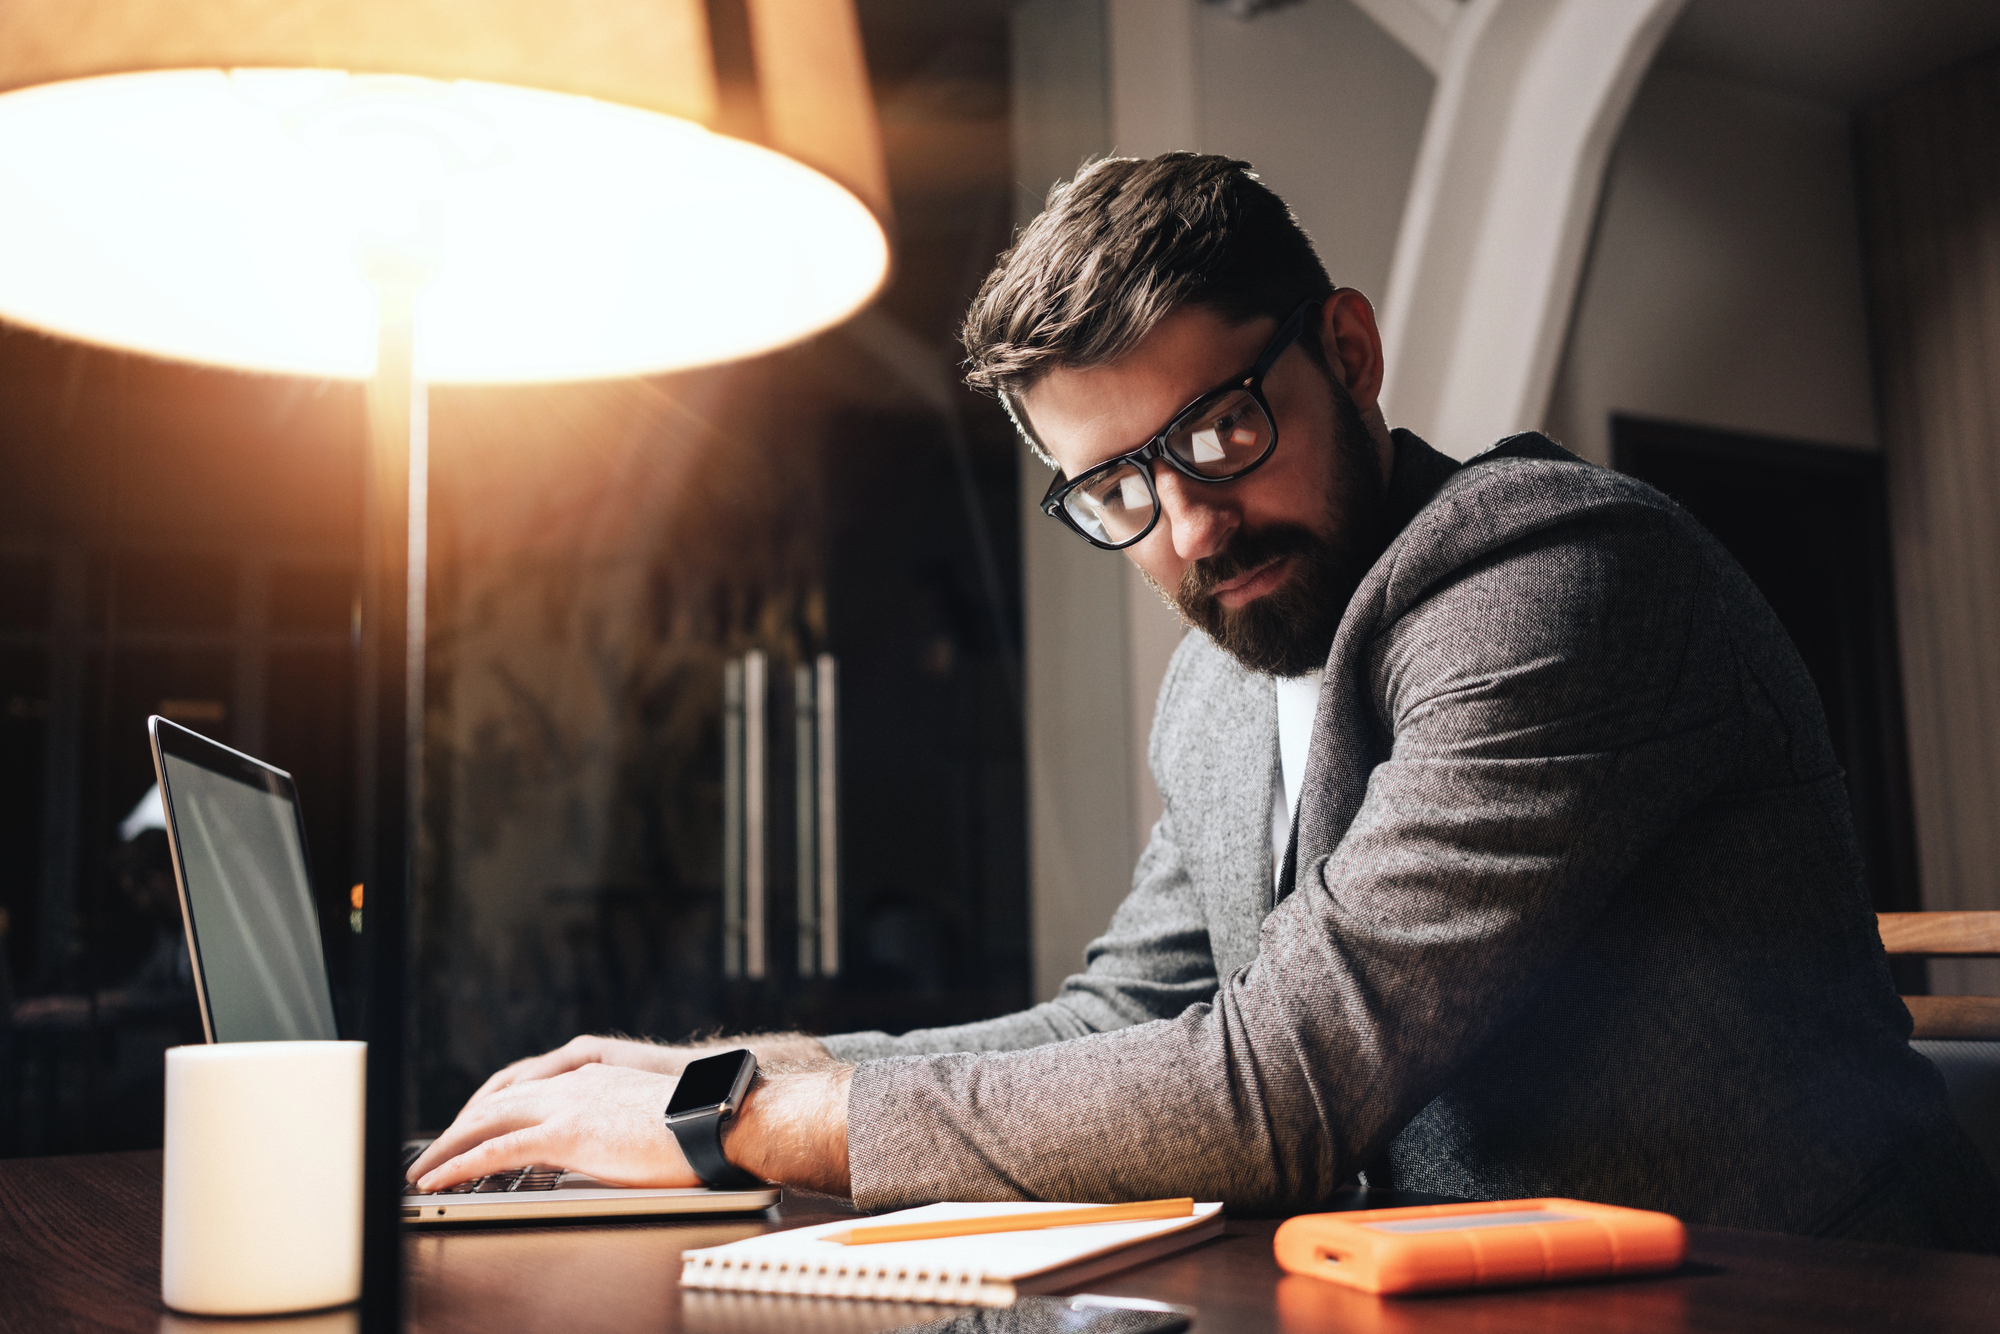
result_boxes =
[270,564,357,636]
[0,555,52,632]
[103,550,236,633]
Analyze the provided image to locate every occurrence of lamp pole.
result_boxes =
[357,267,427,1330]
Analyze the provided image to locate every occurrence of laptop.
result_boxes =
[148,715,781,1224]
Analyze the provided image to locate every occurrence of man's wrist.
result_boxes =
[719,1063,853,1197]
[739,1034,836,1066]
[674,1033,833,1071]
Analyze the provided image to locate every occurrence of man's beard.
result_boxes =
[1160,379,1390,677]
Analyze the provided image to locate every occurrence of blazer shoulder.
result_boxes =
[1435,432,1678,530]
[1377,434,1688,613]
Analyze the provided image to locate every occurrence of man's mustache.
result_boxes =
[1179,525,1319,602]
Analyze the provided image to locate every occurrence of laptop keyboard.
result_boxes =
[407,1165,566,1196]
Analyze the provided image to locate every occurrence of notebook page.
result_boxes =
[681,1200,1223,1297]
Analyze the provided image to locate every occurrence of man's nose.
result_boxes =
[1153,465,1238,562]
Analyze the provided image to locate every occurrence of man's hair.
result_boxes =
[960,153,1334,465]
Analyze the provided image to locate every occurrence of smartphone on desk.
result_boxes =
[896,1295,1194,1334]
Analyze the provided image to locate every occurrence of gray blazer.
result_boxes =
[824,432,2000,1248]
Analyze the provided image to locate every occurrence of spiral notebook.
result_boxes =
[680,1200,1225,1307]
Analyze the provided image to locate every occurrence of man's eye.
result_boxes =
[1212,410,1260,445]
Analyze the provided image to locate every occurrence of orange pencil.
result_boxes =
[823,1198,1195,1245]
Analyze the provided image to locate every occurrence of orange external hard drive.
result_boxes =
[1273,1197,1687,1296]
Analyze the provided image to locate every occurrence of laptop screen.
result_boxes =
[152,719,339,1043]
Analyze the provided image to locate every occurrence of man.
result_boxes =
[411,154,2000,1248]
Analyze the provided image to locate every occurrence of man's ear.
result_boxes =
[1319,289,1386,418]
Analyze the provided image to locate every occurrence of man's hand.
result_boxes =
[408,1035,854,1196]
[460,1032,833,1111]
[463,1035,688,1107]
[406,1063,699,1191]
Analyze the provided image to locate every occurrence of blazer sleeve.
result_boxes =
[820,782,1222,1062]
[841,505,1735,1209]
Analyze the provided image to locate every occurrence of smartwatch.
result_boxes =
[664,1048,765,1190]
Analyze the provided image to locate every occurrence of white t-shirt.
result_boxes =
[1272,670,1323,884]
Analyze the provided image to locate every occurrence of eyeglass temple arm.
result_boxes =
[1250,299,1321,380]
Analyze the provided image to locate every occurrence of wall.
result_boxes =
[1011,0,1432,998]
[1198,4,1439,303]
[1857,49,2000,997]
[1544,61,1880,463]
[1012,0,1128,1003]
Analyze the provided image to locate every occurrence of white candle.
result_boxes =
[162,1041,366,1315]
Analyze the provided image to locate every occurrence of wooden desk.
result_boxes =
[3,1151,1997,1333]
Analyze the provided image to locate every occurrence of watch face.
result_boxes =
[667,1049,751,1117]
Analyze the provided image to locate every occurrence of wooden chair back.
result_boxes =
[1877,912,2000,1040]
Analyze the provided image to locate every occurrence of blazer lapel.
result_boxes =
[1159,637,1281,981]
[1203,671,1280,981]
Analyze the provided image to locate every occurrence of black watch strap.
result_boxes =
[667,1106,764,1190]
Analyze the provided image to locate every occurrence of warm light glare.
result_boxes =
[0,69,889,382]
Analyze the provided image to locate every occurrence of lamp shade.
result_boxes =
[0,0,892,381]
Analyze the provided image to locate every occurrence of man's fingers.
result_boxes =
[406,1124,476,1185]
[414,1127,553,1193]
[408,1090,540,1183]
[462,1056,546,1110]
[467,1063,528,1104]
[471,1055,556,1101]
[410,1063,697,1193]
[459,1041,604,1116]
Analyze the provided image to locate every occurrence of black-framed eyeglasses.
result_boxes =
[1034,298,1321,551]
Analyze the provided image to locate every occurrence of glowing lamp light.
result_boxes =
[0,69,887,381]
[0,0,892,382]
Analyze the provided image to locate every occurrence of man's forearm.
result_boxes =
[719,1033,834,1067]
[724,1063,853,1196]
[648,1031,831,1071]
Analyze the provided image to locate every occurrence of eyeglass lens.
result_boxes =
[1060,390,1274,546]
[1064,462,1156,546]
[1165,388,1272,478]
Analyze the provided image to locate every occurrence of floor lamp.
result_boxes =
[0,4,890,1324]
